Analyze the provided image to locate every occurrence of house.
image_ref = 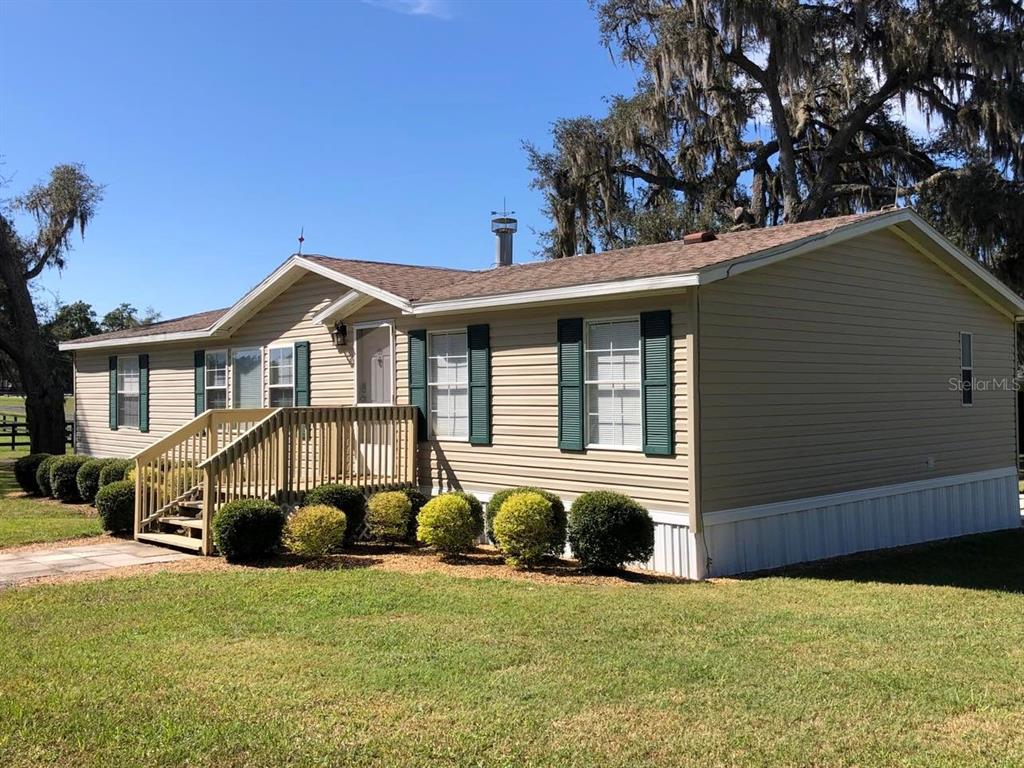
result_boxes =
[59,208,1023,578]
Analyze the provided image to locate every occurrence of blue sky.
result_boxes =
[2,0,637,320]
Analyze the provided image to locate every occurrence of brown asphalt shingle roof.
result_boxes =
[67,210,892,344]
[72,307,230,342]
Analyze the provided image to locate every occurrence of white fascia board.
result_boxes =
[697,208,1024,316]
[697,209,912,285]
[312,291,375,325]
[208,256,305,334]
[58,329,219,352]
[410,272,700,316]
[295,257,413,313]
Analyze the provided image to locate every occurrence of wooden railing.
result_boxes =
[197,406,417,553]
[131,409,273,537]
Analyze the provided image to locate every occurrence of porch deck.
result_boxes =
[131,406,418,554]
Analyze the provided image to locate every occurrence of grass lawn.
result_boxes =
[0,531,1022,767]
[0,454,103,548]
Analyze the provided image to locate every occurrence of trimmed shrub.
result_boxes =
[487,487,566,554]
[99,459,132,488]
[95,480,136,532]
[35,455,60,497]
[417,493,477,556]
[567,491,655,571]
[450,491,484,538]
[492,491,553,568]
[213,499,286,562]
[284,504,347,557]
[303,484,366,542]
[366,491,413,543]
[50,455,92,503]
[14,453,51,495]
[76,458,111,504]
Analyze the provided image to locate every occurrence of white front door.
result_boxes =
[356,323,393,405]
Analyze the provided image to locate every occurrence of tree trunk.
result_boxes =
[0,239,68,454]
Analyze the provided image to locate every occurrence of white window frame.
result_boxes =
[353,320,396,406]
[584,315,643,452]
[960,331,973,408]
[267,344,296,408]
[116,356,141,430]
[204,349,229,410]
[231,346,263,409]
[427,329,469,441]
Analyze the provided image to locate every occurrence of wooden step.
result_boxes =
[137,532,204,552]
[177,500,204,510]
[158,515,203,530]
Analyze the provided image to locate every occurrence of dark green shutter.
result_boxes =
[408,329,427,439]
[194,350,206,415]
[641,310,673,455]
[467,324,491,445]
[295,341,310,406]
[557,318,584,450]
[108,356,118,430]
[138,354,150,433]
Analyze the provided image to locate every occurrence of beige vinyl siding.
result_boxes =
[698,228,1016,513]
[73,273,353,457]
[74,345,196,457]
[352,293,693,515]
[226,272,354,405]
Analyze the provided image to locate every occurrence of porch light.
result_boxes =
[331,321,348,347]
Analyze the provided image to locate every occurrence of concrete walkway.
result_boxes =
[0,540,194,586]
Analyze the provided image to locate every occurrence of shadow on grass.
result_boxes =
[760,528,1024,593]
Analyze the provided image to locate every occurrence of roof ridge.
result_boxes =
[302,253,480,274]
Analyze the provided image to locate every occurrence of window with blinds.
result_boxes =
[232,348,262,408]
[585,318,642,449]
[428,331,469,439]
[117,356,141,429]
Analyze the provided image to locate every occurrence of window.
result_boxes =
[428,331,468,439]
[960,332,973,406]
[585,318,642,449]
[117,357,140,429]
[355,322,394,404]
[268,346,295,407]
[205,350,228,409]
[232,348,262,408]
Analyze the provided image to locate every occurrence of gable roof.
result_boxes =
[60,207,1024,351]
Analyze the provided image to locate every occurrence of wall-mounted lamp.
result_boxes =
[331,321,348,347]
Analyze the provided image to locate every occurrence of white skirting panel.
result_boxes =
[634,513,697,580]
[702,467,1020,577]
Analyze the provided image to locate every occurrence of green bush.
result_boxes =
[35,455,60,497]
[450,491,484,538]
[303,484,366,542]
[366,491,413,543]
[567,491,655,571]
[417,493,477,556]
[50,455,92,503]
[213,499,286,562]
[98,459,132,488]
[284,504,347,557]
[95,480,136,532]
[75,458,111,504]
[487,487,566,554]
[14,453,51,495]
[492,491,554,567]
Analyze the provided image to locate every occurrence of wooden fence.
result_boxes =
[0,413,74,451]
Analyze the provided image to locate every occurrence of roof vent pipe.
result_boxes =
[491,212,517,267]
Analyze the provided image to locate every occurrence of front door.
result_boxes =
[356,323,393,405]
